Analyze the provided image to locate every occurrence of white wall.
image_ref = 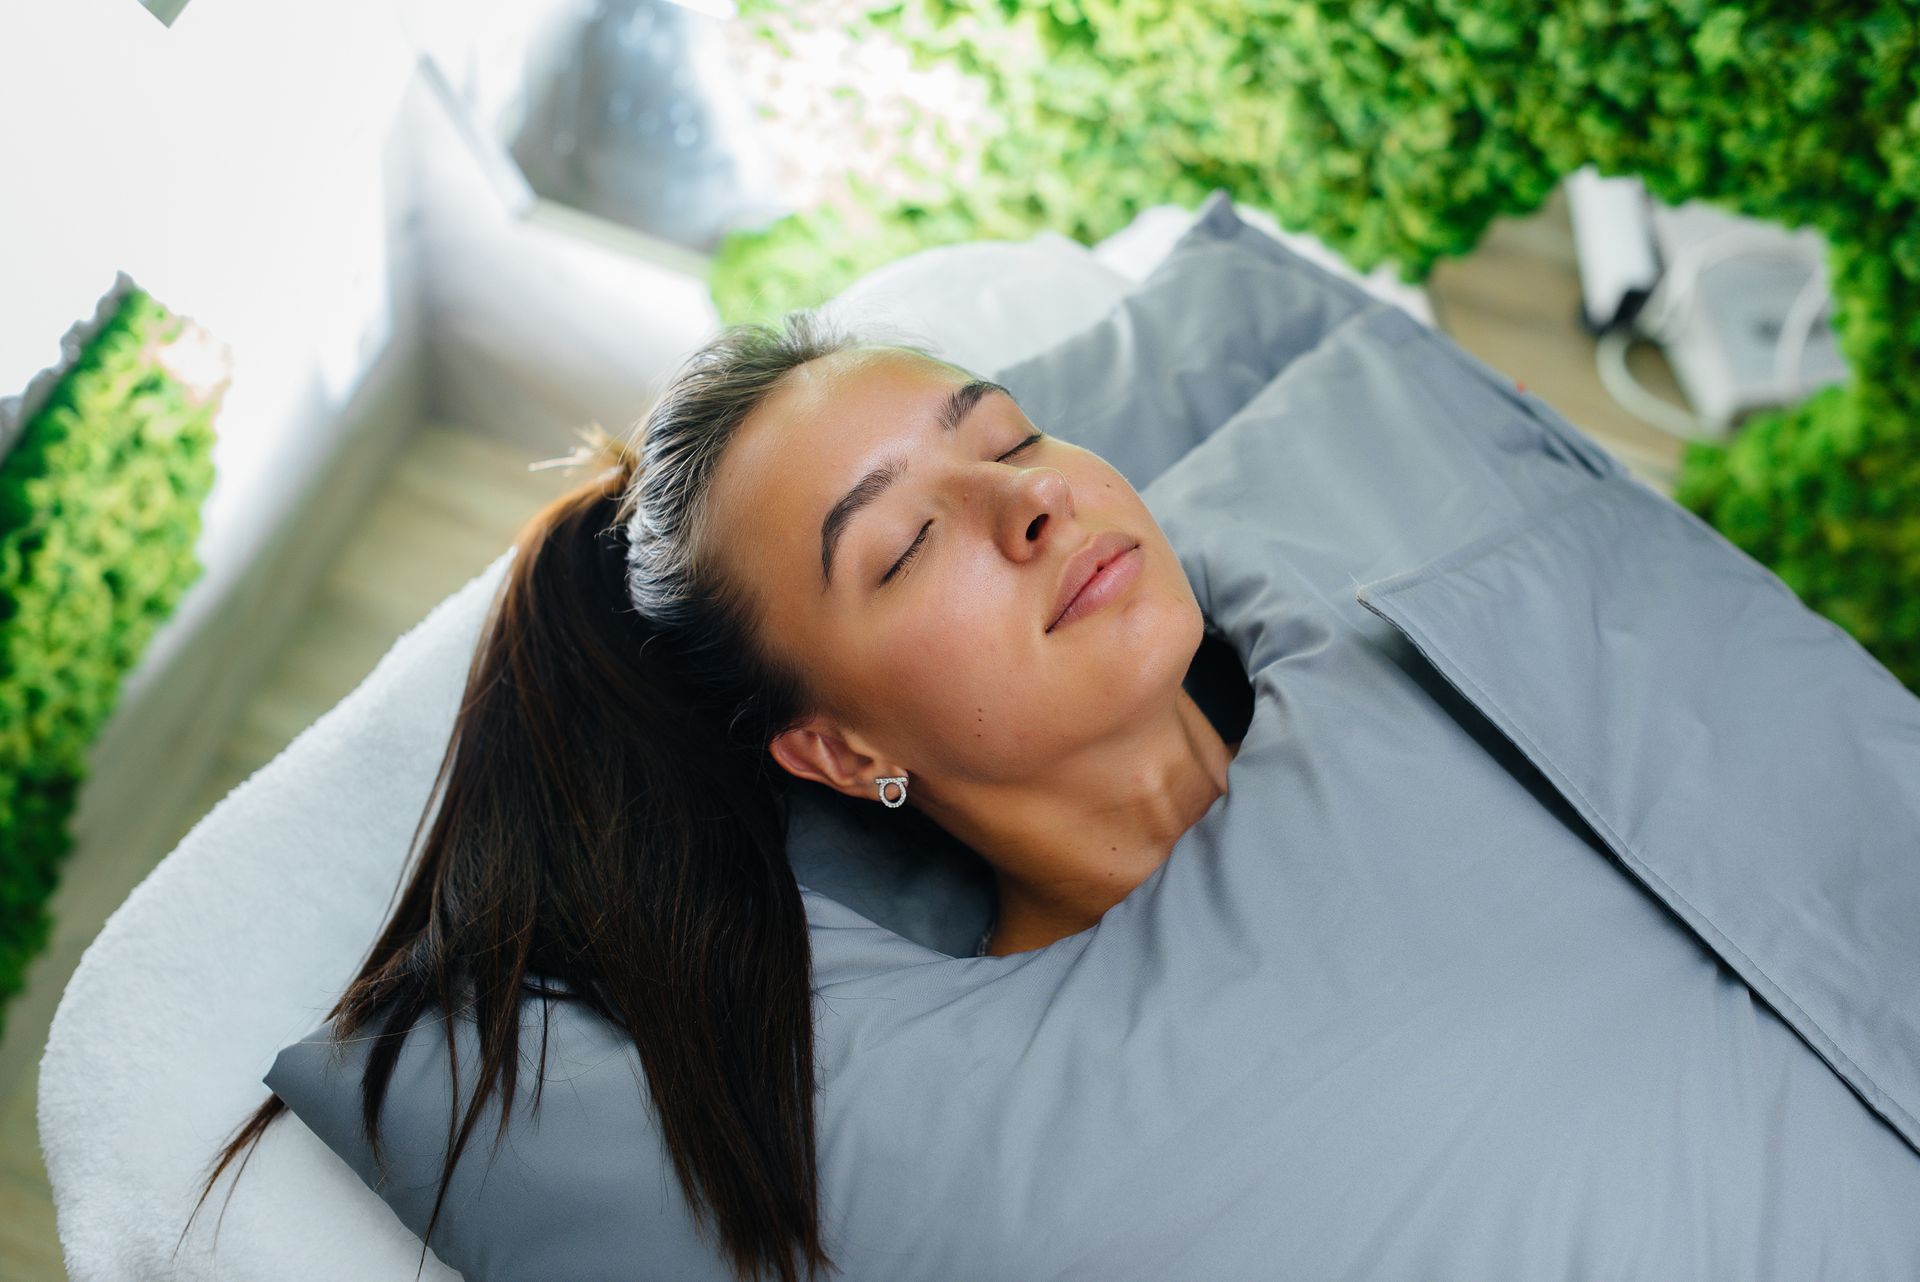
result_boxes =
[0,0,431,682]
[0,0,731,730]
[405,51,721,457]
[0,0,445,1103]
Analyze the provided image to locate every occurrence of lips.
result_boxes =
[1046,530,1143,633]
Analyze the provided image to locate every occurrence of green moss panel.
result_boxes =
[0,288,218,1037]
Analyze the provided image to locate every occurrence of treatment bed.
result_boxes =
[39,192,1920,1280]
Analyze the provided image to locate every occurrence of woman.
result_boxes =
[185,309,1239,1282]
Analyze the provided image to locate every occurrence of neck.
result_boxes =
[922,687,1236,956]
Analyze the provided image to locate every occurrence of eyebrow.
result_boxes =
[818,378,1011,588]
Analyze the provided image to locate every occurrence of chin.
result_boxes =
[1107,587,1205,691]
[1143,557,1205,645]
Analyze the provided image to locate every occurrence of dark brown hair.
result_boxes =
[181,311,948,1281]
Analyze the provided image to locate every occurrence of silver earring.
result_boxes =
[875,775,908,808]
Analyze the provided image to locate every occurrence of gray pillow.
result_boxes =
[782,187,1380,959]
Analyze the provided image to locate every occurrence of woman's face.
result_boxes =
[701,346,1205,797]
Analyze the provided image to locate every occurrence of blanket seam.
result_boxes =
[1356,476,1620,601]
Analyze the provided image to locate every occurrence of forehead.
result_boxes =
[756,345,963,445]
[703,346,969,581]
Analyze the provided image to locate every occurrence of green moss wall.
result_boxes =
[0,289,218,1036]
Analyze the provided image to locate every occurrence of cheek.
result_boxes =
[1079,458,1131,502]
[857,580,1057,758]
[888,584,1028,697]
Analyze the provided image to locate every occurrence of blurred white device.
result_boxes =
[1566,165,1848,439]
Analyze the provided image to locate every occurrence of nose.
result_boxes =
[994,465,1074,563]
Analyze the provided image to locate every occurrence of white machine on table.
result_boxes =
[1566,164,1848,439]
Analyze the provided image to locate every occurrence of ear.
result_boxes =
[769,715,899,802]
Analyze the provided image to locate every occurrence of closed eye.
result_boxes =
[878,432,1047,586]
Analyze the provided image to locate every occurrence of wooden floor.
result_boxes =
[0,185,1685,1277]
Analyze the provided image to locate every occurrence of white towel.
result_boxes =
[39,550,509,1281]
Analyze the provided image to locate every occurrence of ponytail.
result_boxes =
[182,311,922,1282]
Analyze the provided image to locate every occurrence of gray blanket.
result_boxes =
[270,298,1920,1280]
[793,303,1920,1278]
